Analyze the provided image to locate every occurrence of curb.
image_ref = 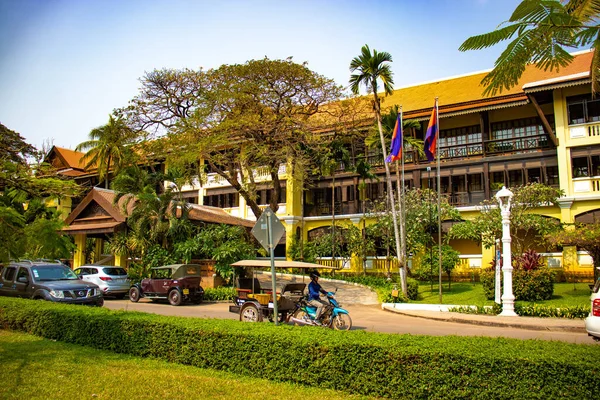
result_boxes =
[382,304,586,333]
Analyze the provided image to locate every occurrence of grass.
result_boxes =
[0,330,374,400]
[413,282,592,307]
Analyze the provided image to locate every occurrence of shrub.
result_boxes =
[513,268,555,301]
[203,287,236,301]
[450,303,589,319]
[0,297,598,399]
[479,265,555,302]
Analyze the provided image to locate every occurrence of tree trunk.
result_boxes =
[105,154,112,189]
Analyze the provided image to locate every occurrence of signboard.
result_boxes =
[251,207,285,251]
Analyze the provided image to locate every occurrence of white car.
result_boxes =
[74,266,130,299]
[585,275,600,342]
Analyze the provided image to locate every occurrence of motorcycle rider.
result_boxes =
[308,271,329,324]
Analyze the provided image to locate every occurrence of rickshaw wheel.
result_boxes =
[240,303,263,322]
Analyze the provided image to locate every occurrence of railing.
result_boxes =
[441,191,485,207]
[484,134,549,155]
[572,176,600,193]
[569,122,600,138]
[316,258,350,269]
[540,253,563,269]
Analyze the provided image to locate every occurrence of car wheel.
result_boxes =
[168,289,182,306]
[129,287,141,303]
[240,303,262,322]
[96,298,104,307]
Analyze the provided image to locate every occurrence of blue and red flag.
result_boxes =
[385,113,402,163]
[423,103,438,162]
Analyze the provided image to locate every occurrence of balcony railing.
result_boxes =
[569,122,600,139]
[484,134,549,155]
[572,176,600,194]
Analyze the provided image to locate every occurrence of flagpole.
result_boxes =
[394,107,407,294]
[435,97,442,304]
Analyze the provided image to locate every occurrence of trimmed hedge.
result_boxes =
[449,304,591,319]
[0,297,599,399]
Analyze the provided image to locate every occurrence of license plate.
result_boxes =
[183,289,189,295]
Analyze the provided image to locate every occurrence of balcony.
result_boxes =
[569,122,600,140]
[484,134,549,155]
[572,176,600,195]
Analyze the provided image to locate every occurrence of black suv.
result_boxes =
[0,261,104,306]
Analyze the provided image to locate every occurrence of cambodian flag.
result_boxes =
[385,113,402,163]
[423,104,438,162]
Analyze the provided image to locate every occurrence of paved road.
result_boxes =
[103,300,597,344]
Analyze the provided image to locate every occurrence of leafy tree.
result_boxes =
[459,0,600,95]
[548,221,600,281]
[449,183,563,253]
[0,124,78,262]
[174,224,257,280]
[119,59,343,219]
[76,115,137,189]
[344,224,376,275]
[350,44,406,294]
[419,244,460,289]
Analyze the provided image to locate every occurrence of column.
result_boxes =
[73,234,87,269]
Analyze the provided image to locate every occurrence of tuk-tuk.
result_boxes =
[228,260,335,323]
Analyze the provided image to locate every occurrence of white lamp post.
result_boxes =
[495,186,517,317]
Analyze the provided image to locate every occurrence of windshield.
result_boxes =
[31,265,79,281]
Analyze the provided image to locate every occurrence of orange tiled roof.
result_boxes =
[382,50,593,117]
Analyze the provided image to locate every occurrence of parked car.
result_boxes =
[74,265,130,299]
[0,260,103,306]
[129,264,204,306]
[585,273,600,342]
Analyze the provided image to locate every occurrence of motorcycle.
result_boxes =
[288,289,352,331]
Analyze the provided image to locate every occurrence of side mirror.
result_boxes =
[17,276,28,284]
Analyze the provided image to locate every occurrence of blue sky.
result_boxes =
[0,0,522,150]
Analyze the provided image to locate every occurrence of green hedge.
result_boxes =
[449,304,590,319]
[326,273,419,302]
[203,287,236,301]
[0,297,598,399]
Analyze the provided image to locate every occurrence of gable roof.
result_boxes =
[63,188,254,235]
[43,146,97,177]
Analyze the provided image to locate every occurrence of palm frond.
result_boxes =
[460,24,523,51]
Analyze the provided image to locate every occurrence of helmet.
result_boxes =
[309,271,321,280]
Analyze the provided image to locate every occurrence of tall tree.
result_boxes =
[76,115,137,189]
[120,59,343,219]
[349,44,406,294]
[459,0,600,95]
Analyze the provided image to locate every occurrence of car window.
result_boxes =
[16,268,29,282]
[31,265,78,281]
[102,267,127,276]
[3,267,16,282]
[74,268,84,276]
[88,268,99,275]
[594,278,600,294]
[151,269,172,279]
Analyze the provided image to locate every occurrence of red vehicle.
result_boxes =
[128,264,204,306]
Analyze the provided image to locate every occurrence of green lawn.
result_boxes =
[414,282,592,307]
[0,330,373,400]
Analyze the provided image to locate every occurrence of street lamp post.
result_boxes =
[496,186,518,317]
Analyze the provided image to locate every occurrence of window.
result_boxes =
[491,118,545,140]
[567,95,600,125]
[468,174,483,191]
[508,170,523,186]
[546,166,559,186]
[3,267,16,282]
[572,157,589,177]
[527,168,542,183]
[16,268,29,282]
[439,125,482,158]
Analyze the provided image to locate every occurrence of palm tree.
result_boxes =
[459,0,600,95]
[76,115,136,189]
[350,44,406,294]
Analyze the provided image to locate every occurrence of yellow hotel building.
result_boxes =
[52,50,600,279]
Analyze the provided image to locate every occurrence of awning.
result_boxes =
[62,221,124,235]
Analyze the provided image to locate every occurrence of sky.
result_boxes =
[0,0,523,151]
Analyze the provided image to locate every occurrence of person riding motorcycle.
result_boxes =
[308,271,329,324]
